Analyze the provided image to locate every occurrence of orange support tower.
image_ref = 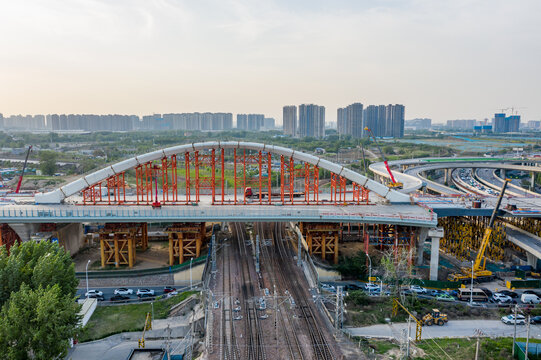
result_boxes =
[99,223,148,268]
[300,222,341,264]
[166,223,206,265]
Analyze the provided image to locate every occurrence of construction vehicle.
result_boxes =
[364,127,403,189]
[447,179,510,283]
[422,309,448,326]
[15,145,32,193]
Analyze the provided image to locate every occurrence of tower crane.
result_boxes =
[364,127,403,189]
[448,179,509,283]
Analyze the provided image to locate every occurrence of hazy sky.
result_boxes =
[0,0,540,124]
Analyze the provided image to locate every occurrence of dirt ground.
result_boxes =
[72,239,178,271]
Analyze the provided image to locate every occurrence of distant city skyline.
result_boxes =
[0,1,540,123]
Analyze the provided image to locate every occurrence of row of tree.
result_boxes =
[0,241,80,359]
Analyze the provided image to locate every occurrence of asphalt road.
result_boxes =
[346,320,541,340]
[76,285,190,303]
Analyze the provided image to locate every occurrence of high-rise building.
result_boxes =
[283,106,297,136]
[298,104,325,138]
[0,113,3,129]
[493,113,520,133]
[337,107,346,135]
[237,114,248,130]
[385,104,405,138]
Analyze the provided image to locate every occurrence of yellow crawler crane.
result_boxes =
[448,179,509,283]
[138,312,152,348]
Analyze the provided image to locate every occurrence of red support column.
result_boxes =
[258,151,263,205]
[304,163,309,204]
[221,148,225,204]
[280,155,285,203]
[267,152,272,205]
[162,157,168,203]
[243,150,247,205]
[234,149,237,204]
[195,151,200,202]
[289,157,294,204]
[211,149,216,204]
[185,152,191,204]
[314,165,319,203]
[171,154,178,203]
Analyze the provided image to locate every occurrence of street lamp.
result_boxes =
[470,260,474,305]
[190,257,194,290]
[85,259,91,298]
[366,252,372,285]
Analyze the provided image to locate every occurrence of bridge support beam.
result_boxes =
[428,228,444,281]
[98,223,148,268]
[300,222,341,264]
[416,228,428,266]
[167,223,206,265]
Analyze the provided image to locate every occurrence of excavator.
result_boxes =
[364,127,403,189]
[447,179,509,283]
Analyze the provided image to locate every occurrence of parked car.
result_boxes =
[113,288,133,295]
[531,316,541,324]
[137,289,156,297]
[493,293,512,303]
[365,283,380,291]
[523,290,541,296]
[110,295,130,303]
[501,314,527,325]
[163,287,177,293]
[85,289,103,297]
[499,290,519,298]
[436,294,455,301]
[345,284,363,291]
[410,285,427,294]
[521,294,541,304]
[429,290,446,297]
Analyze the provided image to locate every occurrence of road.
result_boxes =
[346,320,541,340]
[76,285,190,303]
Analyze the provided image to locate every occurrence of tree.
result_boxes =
[380,248,416,305]
[39,151,58,175]
[0,242,79,358]
[0,284,80,360]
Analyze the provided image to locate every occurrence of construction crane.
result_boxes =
[392,298,422,341]
[15,145,32,193]
[138,312,152,348]
[448,179,509,283]
[364,127,403,189]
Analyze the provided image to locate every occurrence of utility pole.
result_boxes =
[335,286,344,333]
[526,314,531,360]
[470,260,474,305]
[297,231,302,267]
[255,234,260,273]
[474,329,481,360]
[406,315,412,358]
[211,234,217,273]
[512,304,518,357]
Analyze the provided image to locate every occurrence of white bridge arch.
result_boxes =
[35,141,410,204]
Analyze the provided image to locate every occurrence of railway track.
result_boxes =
[220,235,240,360]
[233,223,266,360]
[273,223,335,360]
[256,223,305,360]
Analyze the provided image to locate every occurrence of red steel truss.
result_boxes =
[80,148,372,206]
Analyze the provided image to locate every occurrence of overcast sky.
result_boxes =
[0,0,539,124]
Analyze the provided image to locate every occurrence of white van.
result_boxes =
[521,294,540,304]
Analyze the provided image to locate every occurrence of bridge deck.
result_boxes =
[0,203,436,227]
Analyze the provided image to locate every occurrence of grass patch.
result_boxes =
[354,337,541,359]
[416,337,541,359]
[78,290,197,342]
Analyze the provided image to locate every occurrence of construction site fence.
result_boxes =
[515,342,541,360]
[76,255,207,279]
[507,279,541,289]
